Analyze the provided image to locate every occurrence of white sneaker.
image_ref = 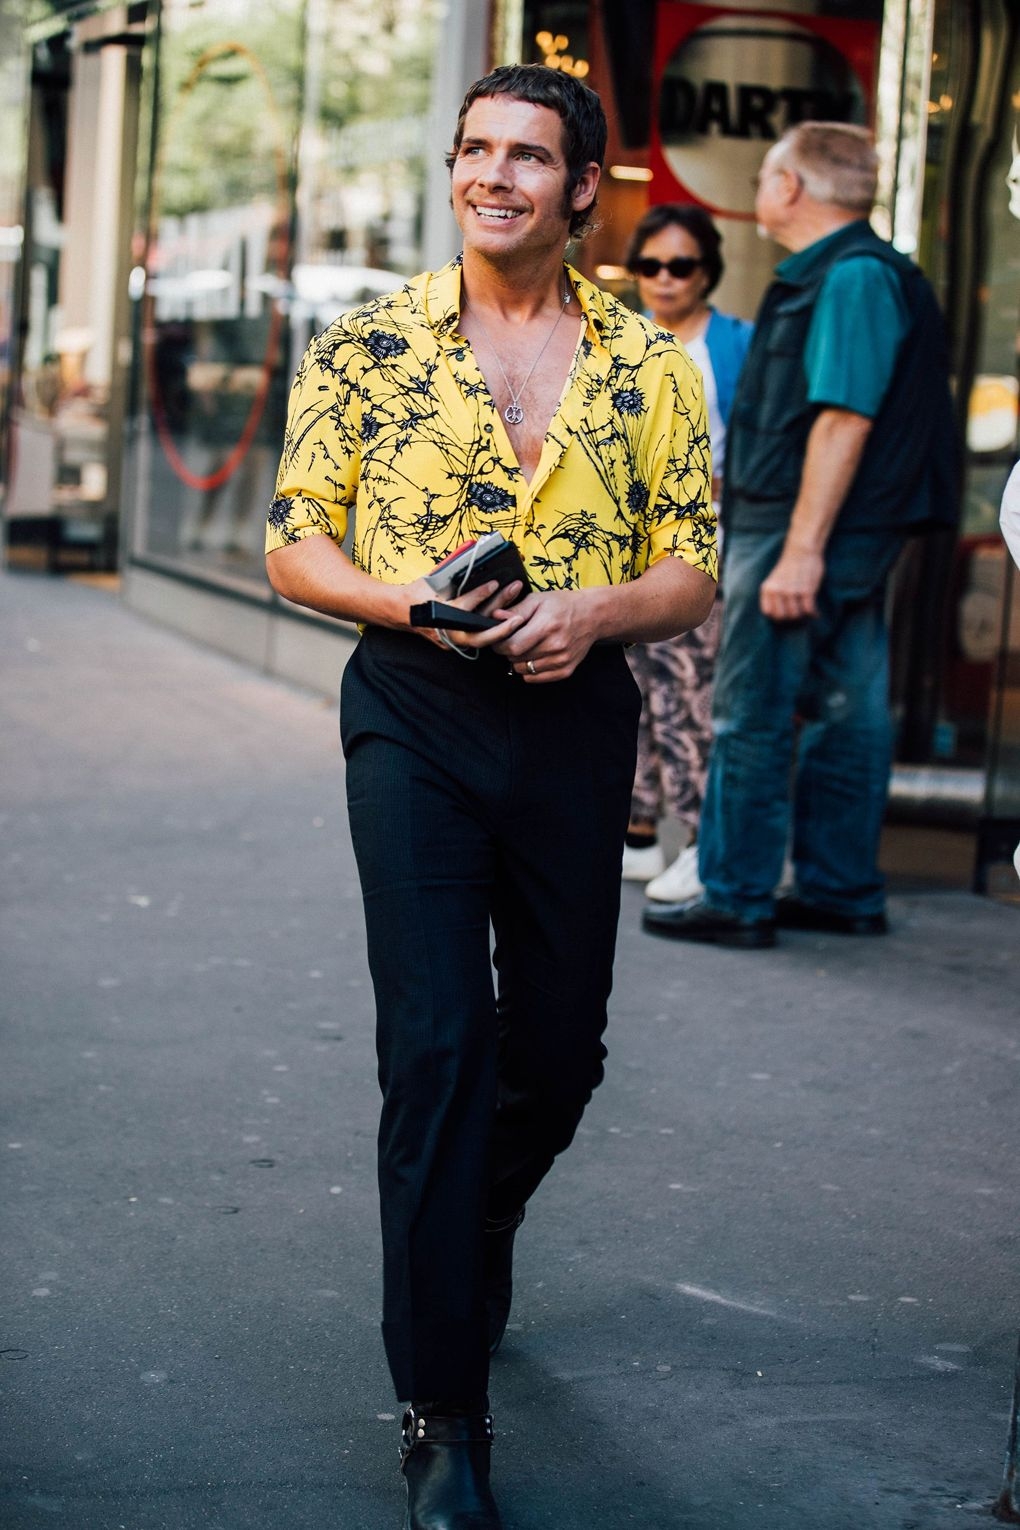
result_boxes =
[621,842,666,882]
[644,847,796,902]
[645,844,703,903]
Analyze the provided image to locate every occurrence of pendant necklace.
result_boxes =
[468,280,571,426]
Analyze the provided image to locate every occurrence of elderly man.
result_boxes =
[644,121,958,950]
[267,63,714,1529]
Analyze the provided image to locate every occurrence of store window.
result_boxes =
[904,1,1019,776]
[6,26,112,570]
[126,0,439,592]
[0,6,31,491]
[3,1,152,574]
[517,0,882,317]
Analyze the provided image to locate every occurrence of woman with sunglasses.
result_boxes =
[621,204,753,903]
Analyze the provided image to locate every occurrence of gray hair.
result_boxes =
[773,122,877,214]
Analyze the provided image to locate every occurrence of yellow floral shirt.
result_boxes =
[266,259,715,589]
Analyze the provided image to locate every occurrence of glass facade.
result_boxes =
[509,1,1019,847]
[124,0,439,592]
[871,0,1018,884]
[0,2,31,479]
[514,1,883,319]
[909,0,1019,774]
[1,0,1017,878]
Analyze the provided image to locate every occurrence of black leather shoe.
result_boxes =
[400,1407,502,1529]
[775,896,888,935]
[642,897,776,948]
[484,1209,524,1356]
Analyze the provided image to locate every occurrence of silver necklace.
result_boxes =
[468,281,571,426]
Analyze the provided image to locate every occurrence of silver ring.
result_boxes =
[526,660,537,676]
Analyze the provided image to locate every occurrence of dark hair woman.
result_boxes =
[621,204,754,904]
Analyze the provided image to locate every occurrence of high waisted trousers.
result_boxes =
[340,628,640,1404]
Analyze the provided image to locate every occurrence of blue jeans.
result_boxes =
[699,528,903,919]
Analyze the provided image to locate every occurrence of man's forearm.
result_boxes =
[786,407,873,554]
[759,408,874,621]
[580,556,717,645]
[266,536,408,627]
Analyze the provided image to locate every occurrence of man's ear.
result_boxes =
[778,166,802,206]
[571,161,601,214]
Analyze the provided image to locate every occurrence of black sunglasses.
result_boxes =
[629,256,704,279]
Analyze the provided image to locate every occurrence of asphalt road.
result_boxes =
[2,570,1018,1530]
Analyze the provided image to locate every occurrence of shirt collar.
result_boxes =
[423,258,464,337]
[422,255,609,346]
[774,219,874,285]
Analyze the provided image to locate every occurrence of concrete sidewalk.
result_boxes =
[1,569,1018,1530]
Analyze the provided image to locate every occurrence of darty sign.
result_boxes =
[650,3,879,219]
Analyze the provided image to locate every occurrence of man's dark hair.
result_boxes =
[446,64,607,238]
[625,203,725,296]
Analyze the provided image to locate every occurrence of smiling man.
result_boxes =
[265,64,714,1529]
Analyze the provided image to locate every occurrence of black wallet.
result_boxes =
[409,601,501,632]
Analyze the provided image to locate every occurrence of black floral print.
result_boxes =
[627,481,649,514]
[363,330,409,362]
[267,497,291,533]
[612,387,645,416]
[267,259,715,591]
[467,481,515,514]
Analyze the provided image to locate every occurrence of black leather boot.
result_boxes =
[484,1208,524,1356]
[400,1406,502,1529]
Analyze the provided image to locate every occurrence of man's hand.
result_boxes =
[492,558,716,682]
[759,407,873,623]
[495,590,600,683]
[759,543,825,621]
[405,576,528,652]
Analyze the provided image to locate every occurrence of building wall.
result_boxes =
[114,0,487,676]
[1,0,1018,862]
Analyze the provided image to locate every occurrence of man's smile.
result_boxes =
[472,205,526,222]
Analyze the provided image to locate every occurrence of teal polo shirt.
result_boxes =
[777,223,912,420]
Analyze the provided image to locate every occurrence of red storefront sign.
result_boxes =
[650,3,880,219]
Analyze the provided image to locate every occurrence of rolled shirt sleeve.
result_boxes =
[266,331,366,553]
[646,358,715,577]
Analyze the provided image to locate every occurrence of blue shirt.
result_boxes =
[802,250,910,418]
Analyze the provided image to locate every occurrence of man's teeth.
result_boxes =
[475,207,522,220]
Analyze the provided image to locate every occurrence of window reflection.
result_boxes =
[133,0,438,587]
[907,0,1020,774]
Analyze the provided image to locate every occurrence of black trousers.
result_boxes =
[340,628,640,1404]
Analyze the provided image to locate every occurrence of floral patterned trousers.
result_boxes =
[626,600,723,831]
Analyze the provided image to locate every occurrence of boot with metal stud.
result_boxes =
[399,1405,502,1529]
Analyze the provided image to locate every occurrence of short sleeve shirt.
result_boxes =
[266,259,716,590]
[802,254,911,419]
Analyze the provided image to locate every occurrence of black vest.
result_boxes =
[724,221,959,538]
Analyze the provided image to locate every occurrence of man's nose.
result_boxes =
[475,152,513,187]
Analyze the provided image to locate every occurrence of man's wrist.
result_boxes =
[369,581,415,631]
[784,526,827,558]
[573,585,612,643]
